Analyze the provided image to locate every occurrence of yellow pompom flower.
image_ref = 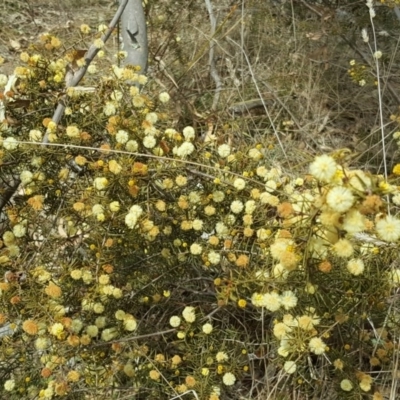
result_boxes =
[393,164,400,175]
[45,282,62,298]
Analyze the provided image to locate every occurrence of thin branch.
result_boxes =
[94,329,177,345]
[14,140,266,187]
[367,5,389,184]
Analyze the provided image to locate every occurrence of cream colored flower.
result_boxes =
[230,200,244,214]
[116,130,129,144]
[212,190,225,202]
[138,75,147,85]
[29,129,43,141]
[347,258,364,276]
[176,142,194,157]
[283,361,297,374]
[101,327,118,341]
[342,210,366,234]
[245,200,256,214]
[169,316,181,327]
[332,238,354,258]
[50,322,64,337]
[87,64,97,74]
[248,148,262,160]
[113,288,122,299]
[183,126,195,141]
[109,201,120,212]
[93,177,108,190]
[82,270,93,284]
[13,223,26,238]
[215,222,229,237]
[182,306,196,323]
[70,269,82,280]
[143,135,156,149]
[103,102,116,116]
[202,323,213,334]
[159,92,170,103]
[123,316,138,331]
[265,180,277,192]
[66,125,80,138]
[208,251,221,265]
[93,38,104,49]
[359,380,371,392]
[92,204,104,215]
[125,213,139,229]
[192,219,203,231]
[109,160,122,174]
[129,205,143,217]
[126,139,138,152]
[218,144,231,158]
[233,178,246,190]
[216,351,229,362]
[273,322,291,339]
[340,379,353,391]
[326,186,354,213]
[80,24,91,34]
[93,303,104,314]
[376,215,400,242]
[280,290,298,310]
[20,170,33,185]
[389,268,400,286]
[222,372,236,386]
[309,337,326,355]
[35,337,51,350]
[309,154,337,182]
[4,379,15,391]
[190,243,202,255]
[86,325,99,337]
[96,316,107,328]
[3,137,18,150]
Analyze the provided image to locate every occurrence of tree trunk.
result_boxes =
[119,0,148,75]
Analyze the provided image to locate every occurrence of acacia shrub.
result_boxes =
[0,30,400,400]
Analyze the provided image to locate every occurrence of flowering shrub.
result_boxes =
[0,26,400,400]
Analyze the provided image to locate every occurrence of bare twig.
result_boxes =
[366,2,389,185]
[95,328,176,345]
[14,140,266,187]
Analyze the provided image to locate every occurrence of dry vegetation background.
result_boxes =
[2,0,400,399]
[2,0,400,170]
